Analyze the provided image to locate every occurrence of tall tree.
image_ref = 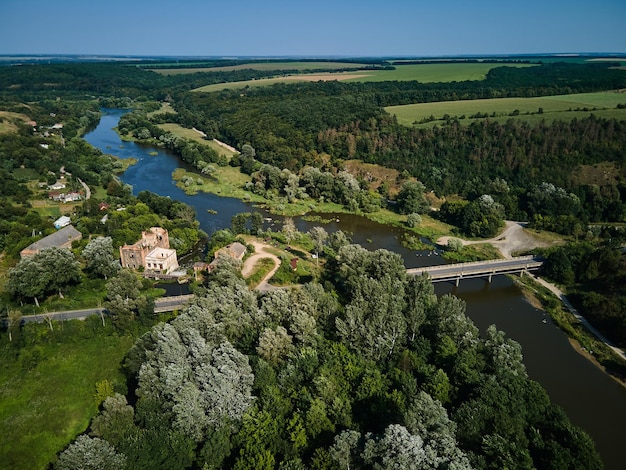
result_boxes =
[104,269,151,328]
[308,226,328,264]
[55,435,126,470]
[396,181,430,215]
[282,217,298,246]
[7,247,80,304]
[83,236,120,279]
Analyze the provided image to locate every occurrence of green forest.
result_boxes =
[0,57,625,468]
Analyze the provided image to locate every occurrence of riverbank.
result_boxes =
[516,274,626,387]
[440,221,626,384]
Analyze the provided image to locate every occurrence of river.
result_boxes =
[85,109,626,469]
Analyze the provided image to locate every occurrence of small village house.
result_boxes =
[214,242,247,261]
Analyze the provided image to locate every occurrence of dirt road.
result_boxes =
[241,241,281,292]
[437,221,553,258]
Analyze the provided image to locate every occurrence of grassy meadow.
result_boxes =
[0,319,137,470]
[386,91,626,127]
[157,123,238,158]
[191,62,534,93]
[0,111,31,134]
[147,101,177,117]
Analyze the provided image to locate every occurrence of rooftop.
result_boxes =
[22,225,82,253]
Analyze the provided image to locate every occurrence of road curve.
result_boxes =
[241,241,282,292]
[437,221,553,259]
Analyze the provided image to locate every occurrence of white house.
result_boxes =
[145,247,179,274]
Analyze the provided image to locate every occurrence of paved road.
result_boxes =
[4,295,194,326]
[153,294,195,313]
[2,307,104,327]
[77,177,91,200]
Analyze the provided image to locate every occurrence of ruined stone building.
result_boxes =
[119,227,178,273]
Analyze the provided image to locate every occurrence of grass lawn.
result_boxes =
[365,209,454,241]
[386,91,626,127]
[0,319,138,470]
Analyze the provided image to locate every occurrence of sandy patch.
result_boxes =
[437,221,553,259]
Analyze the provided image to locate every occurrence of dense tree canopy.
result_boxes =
[61,246,603,469]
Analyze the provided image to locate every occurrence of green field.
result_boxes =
[345,63,534,83]
[192,63,534,93]
[386,91,626,127]
[153,61,371,75]
[0,320,137,469]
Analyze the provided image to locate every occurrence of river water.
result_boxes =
[85,109,626,469]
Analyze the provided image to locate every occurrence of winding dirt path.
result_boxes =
[241,241,281,292]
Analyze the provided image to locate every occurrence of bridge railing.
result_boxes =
[410,255,538,271]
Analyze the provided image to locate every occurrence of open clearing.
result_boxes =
[157,123,238,158]
[386,91,626,127]
[0,327,135,470]
[192,63,534,93]
[0,110,31,133]
[147,101,176,117]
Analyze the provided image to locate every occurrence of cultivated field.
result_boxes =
[153,61,371,75]
[386,91,626,127]
[191,63,534,93]
[344,63,534,83]
[191,72,371,92]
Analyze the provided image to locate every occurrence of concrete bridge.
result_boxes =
[407,255,544,286]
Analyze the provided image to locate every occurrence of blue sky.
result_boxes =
[2,0,625,57]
